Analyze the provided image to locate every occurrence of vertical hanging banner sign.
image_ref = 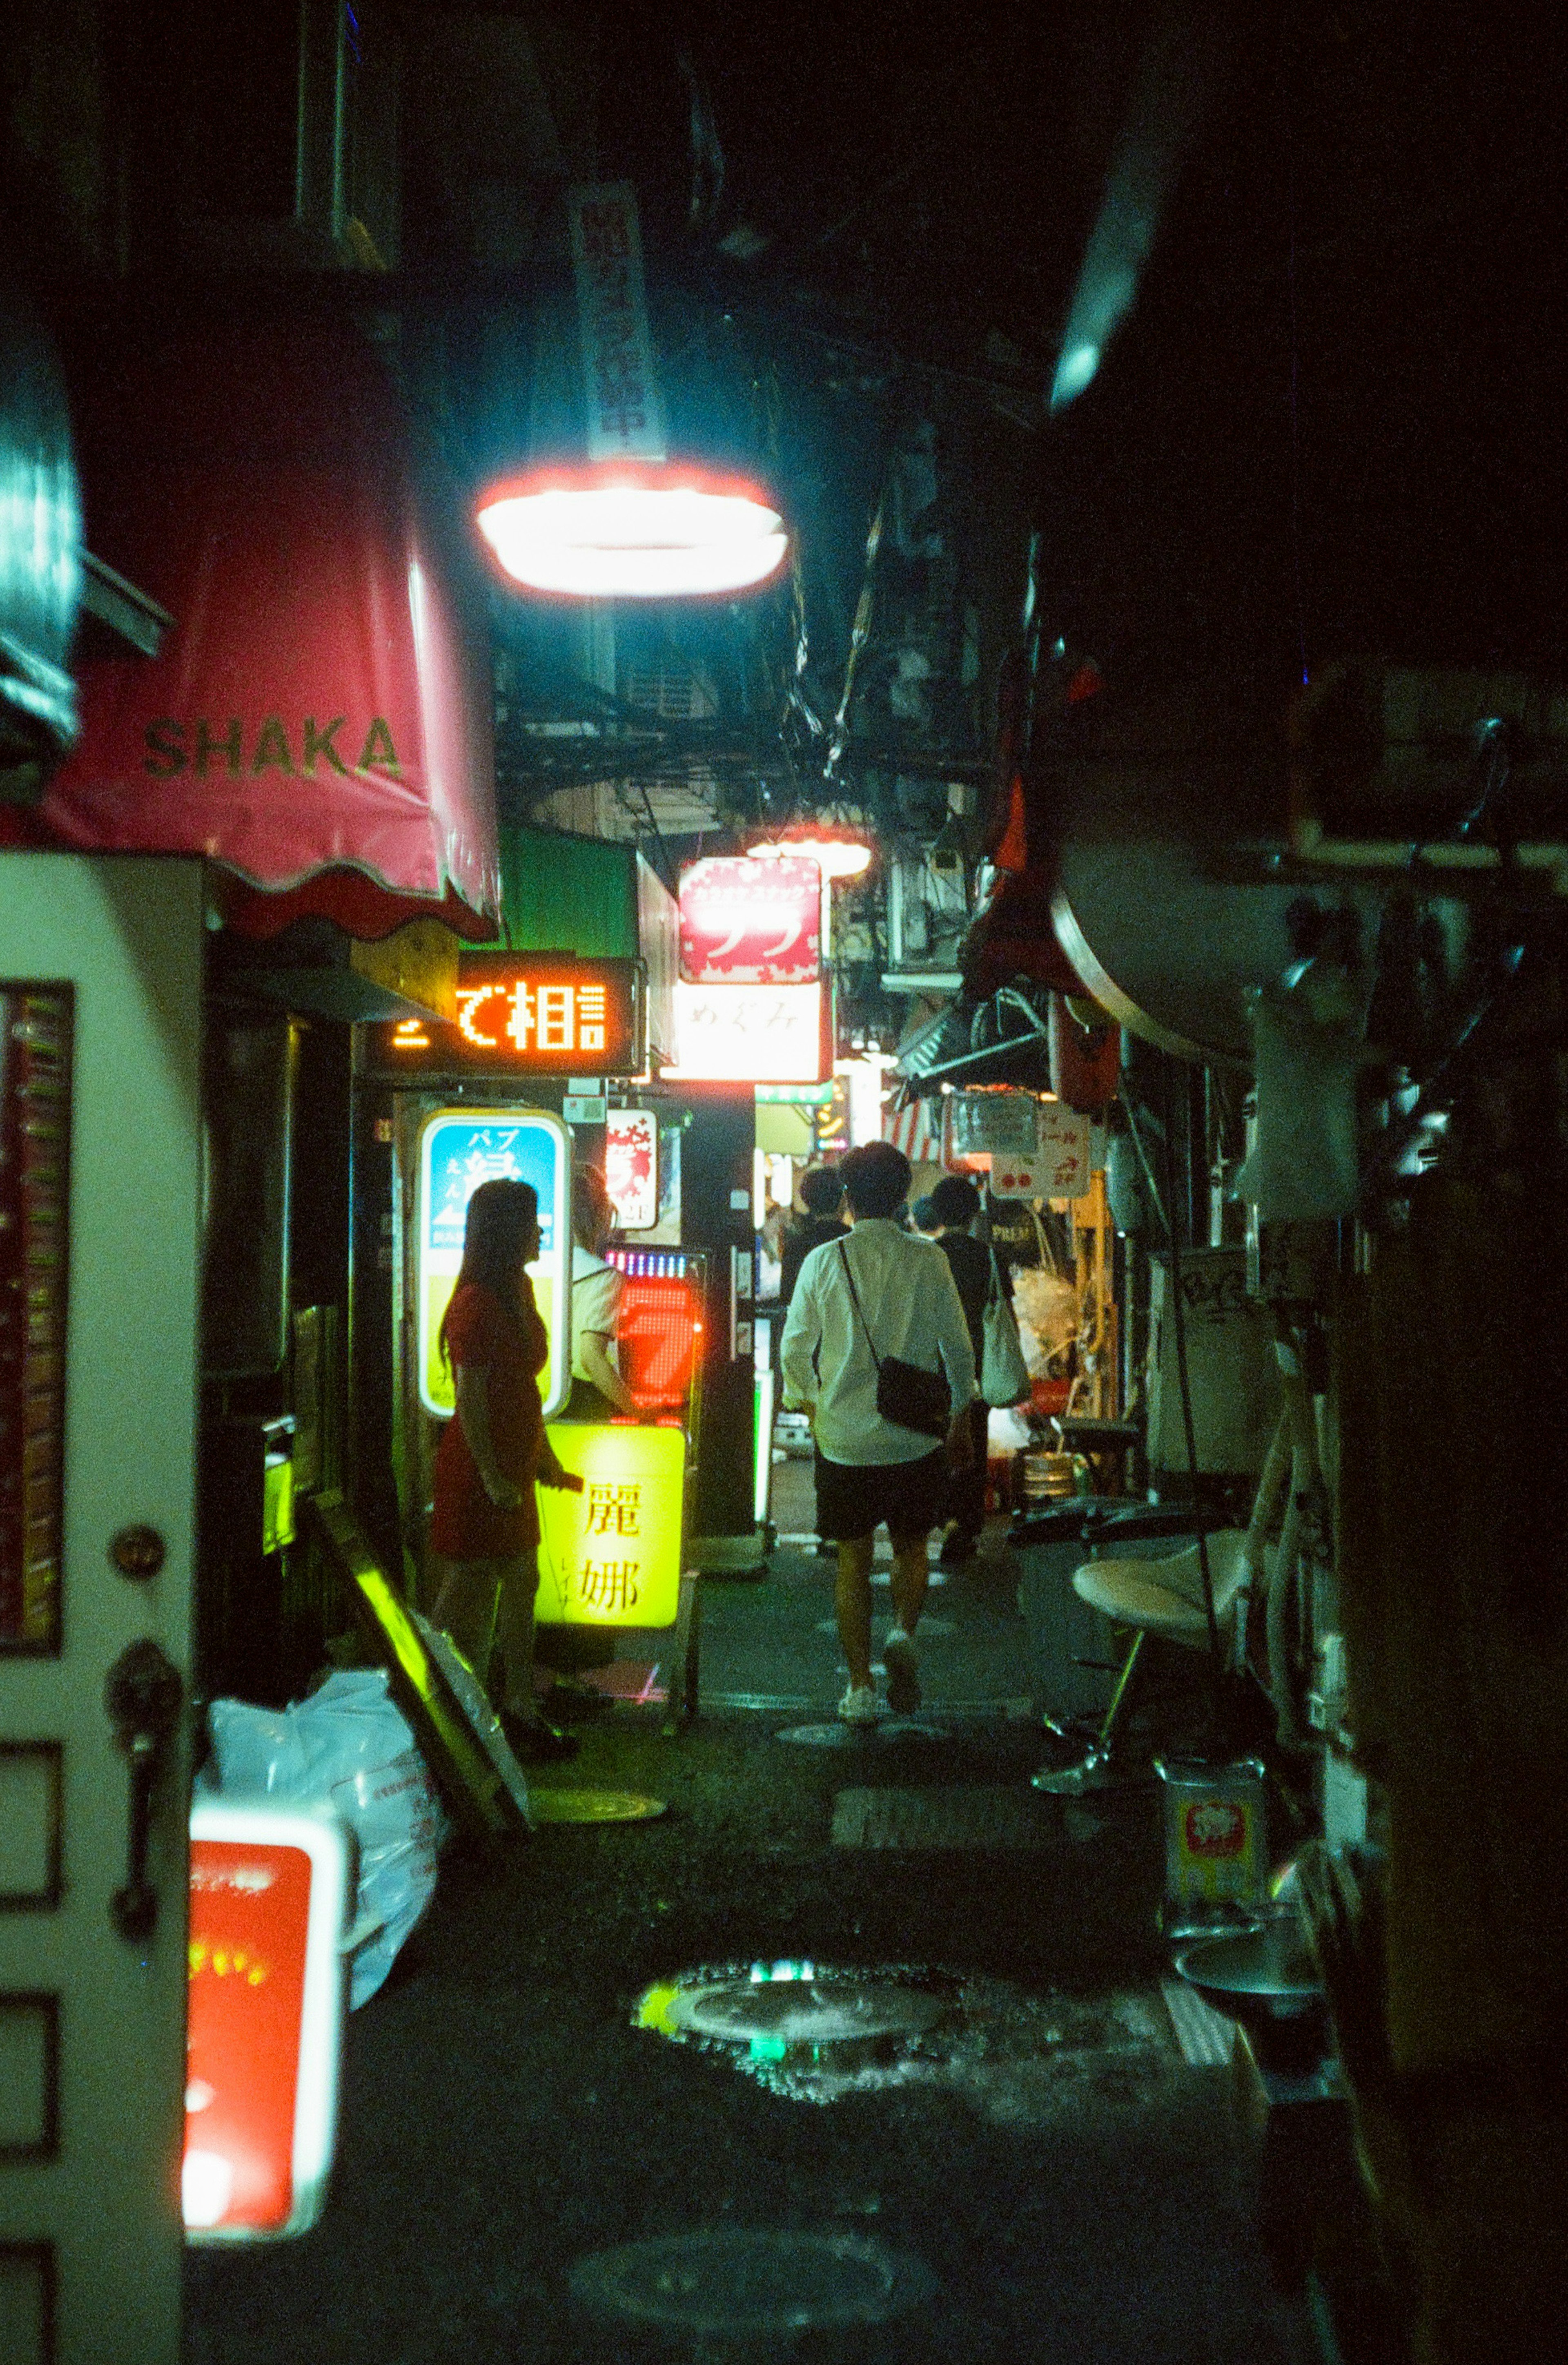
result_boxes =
[567,183,669,463]
[416,1108,571,1419]
[604,1107,659,1230]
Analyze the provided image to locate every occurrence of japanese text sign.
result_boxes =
[416,1108,570,1418]
[667,980,826,1083]
[678,855,822,983]
[567,182,668,463]
[374,955,644,1078]
[604,1108,658,1230]
[536,1421,685,1626]
[184,1802,350,2242]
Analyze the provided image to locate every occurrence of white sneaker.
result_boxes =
[883,1628,921,1714]
[837,1683,881,1726]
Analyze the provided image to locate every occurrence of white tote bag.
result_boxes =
[981,1249,1033,1407]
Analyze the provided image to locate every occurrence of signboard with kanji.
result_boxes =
[416,1108,571,1418]
[535,1421,685,1626]
[371,954,644,1078]
[678,855,822,984]
[566,182,668,463]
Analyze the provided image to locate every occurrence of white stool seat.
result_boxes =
[1072,1530,1250,1646]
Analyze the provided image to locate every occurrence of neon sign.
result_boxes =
[372,955,643,1077]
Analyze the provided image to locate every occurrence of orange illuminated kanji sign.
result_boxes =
[371,954,644,1076]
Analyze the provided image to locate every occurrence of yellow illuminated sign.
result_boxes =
[536,1421,685,1628]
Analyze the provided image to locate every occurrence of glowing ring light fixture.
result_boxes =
[748,829,872,882]
[475,465,788,599]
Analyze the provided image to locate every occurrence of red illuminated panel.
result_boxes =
[186,1838,311,2233]
[185,1804,349,2242]
[617,1276,702,1412]
[371,955,643,1076]
[679,855,820,984]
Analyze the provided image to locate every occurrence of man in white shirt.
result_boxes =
[568,1166,635,1418]
[781,1140,977,1723]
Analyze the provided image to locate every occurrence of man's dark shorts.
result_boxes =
[814,1446,949,1545]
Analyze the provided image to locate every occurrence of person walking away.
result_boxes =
[924,1174,993,1564]
[781,1141,978,1722]
[428,1177,583,1761]
[568,1165,635,1418]
[779,1165,849,1310]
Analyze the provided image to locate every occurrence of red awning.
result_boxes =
[25,314,499,939]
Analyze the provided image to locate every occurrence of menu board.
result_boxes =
[0,987,72,1652]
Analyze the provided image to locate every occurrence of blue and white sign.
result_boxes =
[417,1108,572,1419]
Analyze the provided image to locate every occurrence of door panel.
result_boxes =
[0,855,204,2365]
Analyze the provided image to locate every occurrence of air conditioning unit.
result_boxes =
[175,0,400,269]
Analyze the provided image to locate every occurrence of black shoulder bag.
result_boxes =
[837,1242,951,1441]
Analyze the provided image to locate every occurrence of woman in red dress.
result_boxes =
[429,1177,582,1761]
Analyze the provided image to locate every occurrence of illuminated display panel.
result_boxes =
[536,1420,686,1627]
[372,955,644,1077]
[604,1108,658,1230]
[416,1109,570,1419]
[607,1250,704,1415]
[184,1802,350,2243]
[665,980,826,1083]
[679,854,821,984]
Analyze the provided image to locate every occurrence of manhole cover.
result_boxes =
[664,1973,947,2048]
[570,2229,936,2335]
[528,1789,667,1822]
[775,1722,869,1746]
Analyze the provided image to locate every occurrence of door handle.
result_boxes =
[104,1639,184,1940]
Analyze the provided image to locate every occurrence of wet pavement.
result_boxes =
[185,1462,1319,2364]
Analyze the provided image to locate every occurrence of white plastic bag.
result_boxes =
[203,1670,443,2008]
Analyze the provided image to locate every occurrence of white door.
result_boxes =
[0,854,204,2365]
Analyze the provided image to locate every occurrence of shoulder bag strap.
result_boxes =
[837,1240,882,1372]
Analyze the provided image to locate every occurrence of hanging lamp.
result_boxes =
[474,184,788,601]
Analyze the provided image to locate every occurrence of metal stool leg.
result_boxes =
[1032,1629,1147,1794]
[662,1569,702,1736]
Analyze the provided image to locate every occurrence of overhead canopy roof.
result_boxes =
[25,311,499,940]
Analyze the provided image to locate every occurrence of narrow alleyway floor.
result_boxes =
[185,1465,1319,2365]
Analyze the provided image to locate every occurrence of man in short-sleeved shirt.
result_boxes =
[781,1140,976,1725]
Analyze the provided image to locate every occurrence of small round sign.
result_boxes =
[570,2229,936,2337]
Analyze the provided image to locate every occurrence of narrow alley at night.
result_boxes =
[4,7,1567,2364]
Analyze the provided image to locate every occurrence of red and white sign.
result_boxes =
[679,855,821,985]
[666,980,826,1083]
[184,1802,350,2243]
[605,1108,658,1230]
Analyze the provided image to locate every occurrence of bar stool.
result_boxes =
[1030,1528,1253,1795]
